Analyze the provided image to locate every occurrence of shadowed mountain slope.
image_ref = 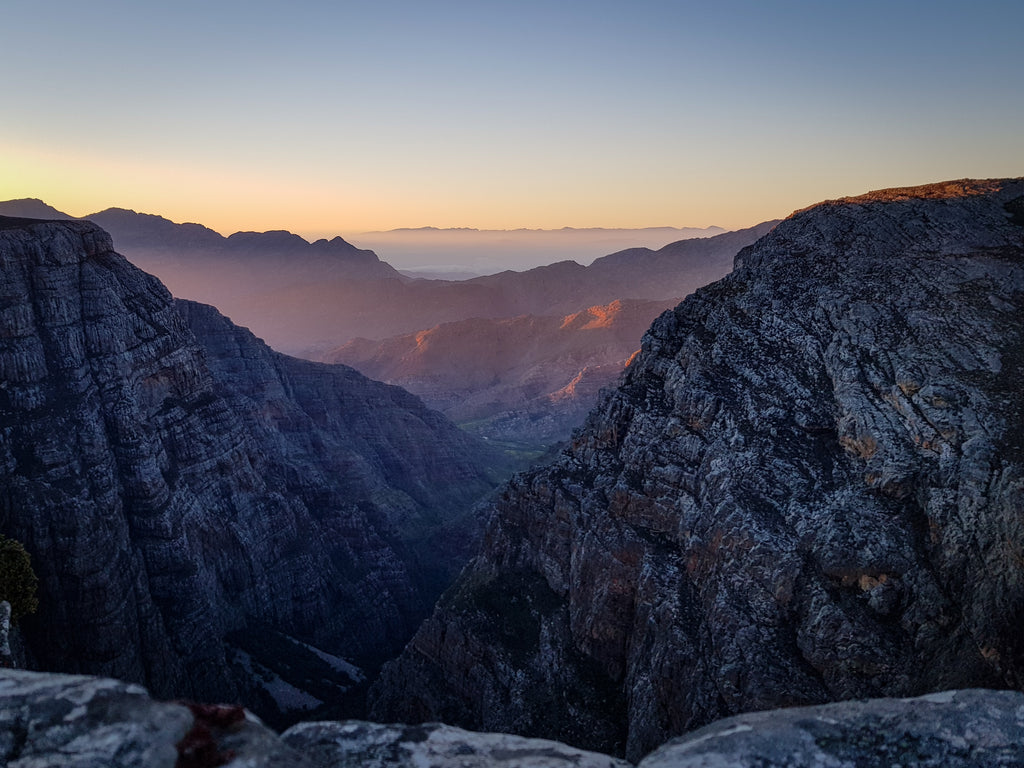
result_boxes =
[325,298,682,446]
[369,179,1024,760]
[0,216,499,723]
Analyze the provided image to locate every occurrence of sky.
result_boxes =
[2,0,1022,239]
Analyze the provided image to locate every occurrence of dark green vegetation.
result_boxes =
[0,534,38,624]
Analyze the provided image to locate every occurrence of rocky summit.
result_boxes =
[370,179,1024,760]
[0,216,498,724]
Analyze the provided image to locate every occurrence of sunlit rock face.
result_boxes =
[0,216,497,722]
[369,179,1024,760]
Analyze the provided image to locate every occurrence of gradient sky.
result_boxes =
[3,0,1022,238]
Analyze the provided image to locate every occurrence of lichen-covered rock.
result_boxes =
[640,689,1024,768]
[370,179,1024,760]
[0,669,191,768]
[0,669,313,768]
[282,720,631,768]
[0,217,498,722]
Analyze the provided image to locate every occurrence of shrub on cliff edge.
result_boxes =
[0,535,38,623]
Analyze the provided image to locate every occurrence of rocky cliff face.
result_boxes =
[369,179,1024,759]
[0,216,498,722]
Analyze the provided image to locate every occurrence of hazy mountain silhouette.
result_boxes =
[324,298,681,445]
[0,198,74,220]
[0,200,774,357]
[235,222,775,356]
[351,225,728,273]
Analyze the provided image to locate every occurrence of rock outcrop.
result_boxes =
[370,179,1024,760]
[641,688,1024,768]
[0,669,312,767]
[3,669,1023,767]
[0,216,499,723]
[282,721,630,768]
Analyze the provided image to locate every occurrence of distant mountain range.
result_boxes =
[0,198,771,352]
[0,198,775,446]
[348,224,728,273]
[324,298,682,445]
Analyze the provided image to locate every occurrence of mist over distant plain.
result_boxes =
[346,225,726,275]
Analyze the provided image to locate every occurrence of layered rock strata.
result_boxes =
[370,179,1024,759]
[0,217,497,720]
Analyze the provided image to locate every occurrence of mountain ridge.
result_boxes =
[324,297,683,445]
[0,199,772,355]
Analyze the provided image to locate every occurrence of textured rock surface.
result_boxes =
[0,669,312,767]
[0,217,498,722]
[4,669,1024,768]
[325,298,681,446]
[370,179,1024,759]
[642,689,1024,768]
[282,720,630,768]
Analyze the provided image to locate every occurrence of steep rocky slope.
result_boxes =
[324,298,681,446]
[370,179,1024,759]
[0,216,498,723]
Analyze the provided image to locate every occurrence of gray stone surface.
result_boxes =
[3,669,1024,768]
[283,720,631,768]
[0,602,11,668]
[370,179,1024,760]
[0,669,313,768]
[0,217,497,722]
[641,689,1024,768]
[0,668,190,768]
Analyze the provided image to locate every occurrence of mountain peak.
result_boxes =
[0,198,74,220]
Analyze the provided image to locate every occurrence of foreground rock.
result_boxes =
[282,721,630,768]
[643,689,1024,768]
[0,669,312,767]
[2,669,1023,767]
[0,217,499,724]
[370,179,1024,759]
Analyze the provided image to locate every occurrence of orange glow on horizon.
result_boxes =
[1,140,801,238]
[5,138,1008,241]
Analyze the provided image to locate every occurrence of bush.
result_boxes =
[0,535,38,623]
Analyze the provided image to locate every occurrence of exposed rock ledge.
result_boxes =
[1,669,1023,767]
